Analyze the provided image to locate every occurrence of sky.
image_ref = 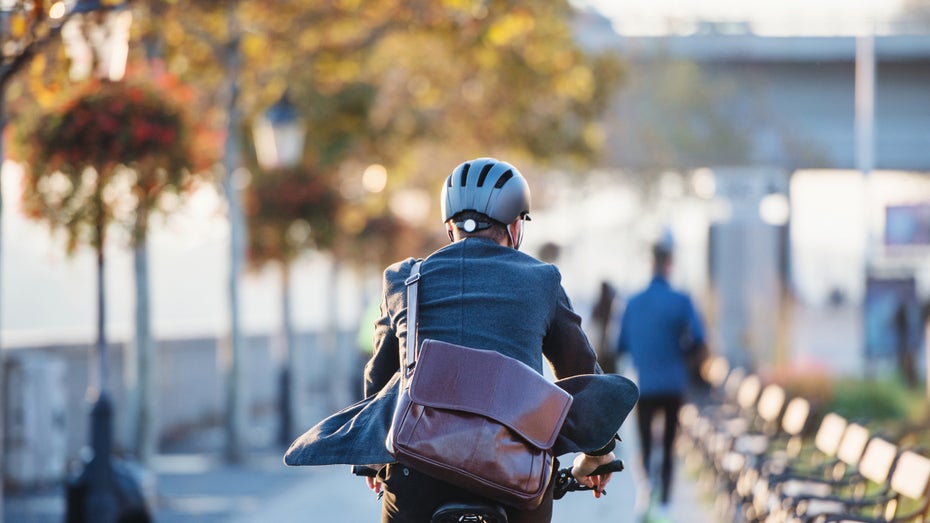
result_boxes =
[575,0,910,36]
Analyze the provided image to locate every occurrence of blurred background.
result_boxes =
[1,0,929,521]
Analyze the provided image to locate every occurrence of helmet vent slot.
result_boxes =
[477,164,494,187]
[494,170,513,188]
[459,163,470,186]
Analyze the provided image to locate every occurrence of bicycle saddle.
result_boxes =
[431,501,508,523]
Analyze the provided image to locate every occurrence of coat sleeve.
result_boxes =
[363,259,414,396]
[363,298,399,397]
[538,267,638,456]
[683,294,706,350]
[542,279,602,380]
[552,373,638,456]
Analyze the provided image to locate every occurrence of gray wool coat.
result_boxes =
[285,238,638,467]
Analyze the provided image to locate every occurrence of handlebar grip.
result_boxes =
[588,459,625,476]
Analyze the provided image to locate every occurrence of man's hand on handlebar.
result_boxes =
[366,476,382,495]
[570,452,616,499]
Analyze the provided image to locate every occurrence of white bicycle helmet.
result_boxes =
[440,157,531,228]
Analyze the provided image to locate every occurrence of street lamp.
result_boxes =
[254,92,306,170]
[61,0,133,82]
[0,0,134,518]
[56,1,150,521]
[253,92,307,447]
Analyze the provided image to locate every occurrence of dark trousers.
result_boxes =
[635,394,682,505]
[378,463,555,523]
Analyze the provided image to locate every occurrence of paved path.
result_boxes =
[6,415,715,523]
[152,423,711,522]
[3,450,711,522]
[170,451,709,523]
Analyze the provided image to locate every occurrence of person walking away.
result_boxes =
[617,241,706,522]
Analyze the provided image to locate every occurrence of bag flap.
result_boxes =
[408,339,573,449]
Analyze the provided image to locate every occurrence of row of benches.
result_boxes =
[678,358,930,523]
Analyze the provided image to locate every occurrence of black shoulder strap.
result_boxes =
[403,260,423,377]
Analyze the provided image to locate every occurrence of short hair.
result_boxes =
[449,210,507,242]
[652,243,672,266]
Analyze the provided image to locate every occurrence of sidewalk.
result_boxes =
[5,372,723,523]
[149,417,712,523]
[4,430,714,523]
[159,448,710,523]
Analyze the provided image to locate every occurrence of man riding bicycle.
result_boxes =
[285,157,638,522]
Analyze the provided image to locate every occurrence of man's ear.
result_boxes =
[446,223,455,243]
[508,219,524,250]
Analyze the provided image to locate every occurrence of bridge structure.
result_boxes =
[600,31,930,172]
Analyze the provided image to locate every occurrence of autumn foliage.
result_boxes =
[245,166,343,265]
[15,76,219,250]
[20,78,215,176]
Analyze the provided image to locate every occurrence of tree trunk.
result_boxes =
[278,260,295,447]
[220,1,247,463]
[326,257,350,412]
[132,205,156,464]
[95,207,109,401]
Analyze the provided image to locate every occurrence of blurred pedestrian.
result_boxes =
[591,280,619,374]
[537,241,561,264]
[617,240,706,523]
[893,298,918,389]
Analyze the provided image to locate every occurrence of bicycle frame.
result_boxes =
[429,460,625,523]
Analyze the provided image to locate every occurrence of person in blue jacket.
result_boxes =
[617,240,706,522]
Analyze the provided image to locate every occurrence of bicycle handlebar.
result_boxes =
[588,459,626,477]
[552,459,625,500]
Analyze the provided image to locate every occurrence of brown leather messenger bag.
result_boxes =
[386,260,574,510]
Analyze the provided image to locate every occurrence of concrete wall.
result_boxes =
[2,328,359,487]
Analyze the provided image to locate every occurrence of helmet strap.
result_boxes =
[508,219,525,250]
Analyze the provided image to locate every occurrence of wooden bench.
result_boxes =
[693,380,792,521]
[698,374,764,490]
[729,396,812,521]
[749,418,872,522]
[677,370,763,501]
[717,383,790,484]
[811,450,930,523]
[775,436,899,523]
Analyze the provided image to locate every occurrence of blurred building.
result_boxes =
[574,9,930,373]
